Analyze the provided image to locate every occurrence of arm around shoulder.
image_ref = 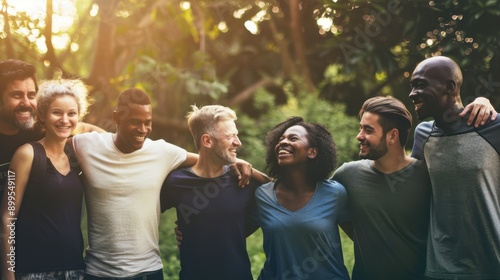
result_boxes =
[251,168,272,185]
[75,122,106,134]
[178,152,198,168]
[460,97,498,127]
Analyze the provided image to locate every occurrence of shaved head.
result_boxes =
[413,56,463,95]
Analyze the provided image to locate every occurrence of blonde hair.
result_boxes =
[36,79,90,122]
[187,105,237,150]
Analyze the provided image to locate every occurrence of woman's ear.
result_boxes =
[308,147,318,159]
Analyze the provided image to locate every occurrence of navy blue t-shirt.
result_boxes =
[160,167,258,280]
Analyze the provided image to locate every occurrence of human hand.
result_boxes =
[459,97,497,127]
[230,159,252,187]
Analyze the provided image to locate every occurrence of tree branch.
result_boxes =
[228,77,275,107]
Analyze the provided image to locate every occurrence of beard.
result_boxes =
[359,135,388,160]
[0,105,35,130]
[213,140,237,164]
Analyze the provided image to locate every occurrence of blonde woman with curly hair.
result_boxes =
[1,79,90,280]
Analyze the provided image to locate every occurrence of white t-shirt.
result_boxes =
[72,132,187,277]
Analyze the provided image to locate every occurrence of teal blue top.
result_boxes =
[250,180,349,280]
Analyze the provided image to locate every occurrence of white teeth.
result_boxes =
[134,136,145,141]
[278,150,291,155]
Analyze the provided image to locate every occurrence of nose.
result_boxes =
[409,86,419,100]
[234,136,242,147]
[19,94,31,106]
[278,138,289,145]
[60,113,69,123]
[137,123,147,133]
[356,130,364,141]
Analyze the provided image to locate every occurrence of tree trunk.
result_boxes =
[88,0,118,90]
[288,0,315,92]
[85,0,119,129]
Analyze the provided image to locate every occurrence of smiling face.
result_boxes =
[0,78,37,131]
[409,57,460,121]
[357,112,388,160]
[41,95,79,140]
[275,125,317,167]
[210,120,241,164]
[113,103,152,153]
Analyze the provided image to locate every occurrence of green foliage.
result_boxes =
[159,209,181,279]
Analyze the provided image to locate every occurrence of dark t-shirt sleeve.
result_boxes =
[477,114,500,155]
[411,121,433,160]
[160,171,178,213]
[244,196,259,236]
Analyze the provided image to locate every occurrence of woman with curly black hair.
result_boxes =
[250,116,350,280]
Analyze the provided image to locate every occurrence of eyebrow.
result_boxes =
[410,78,426,84]
[360,124,375,130]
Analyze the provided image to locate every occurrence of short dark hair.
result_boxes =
[116,88,151,108]
[358,96,412,147]
[115,88,152,120]
[265,116,337,183]
[0,59,38,101]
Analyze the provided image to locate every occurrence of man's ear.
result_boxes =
[308,147,318,159]
[387,128,399,145]
[112,111,120,125]
[200,134,212,148]
[446,80,457,93]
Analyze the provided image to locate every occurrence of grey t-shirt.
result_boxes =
[333,159,431,280]
[412,116,500,279]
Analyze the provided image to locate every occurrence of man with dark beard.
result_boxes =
[333,96,431,280]
[0,59,102,198]
[0,59,42,198]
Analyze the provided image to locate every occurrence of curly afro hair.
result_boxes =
[265,116,337,183]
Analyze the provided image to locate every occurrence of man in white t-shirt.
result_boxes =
[71,88,198,279]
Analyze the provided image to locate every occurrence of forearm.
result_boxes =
[75,122,105,133]
[251,168,271,184]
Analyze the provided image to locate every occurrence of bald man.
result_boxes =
[410,56,500,279]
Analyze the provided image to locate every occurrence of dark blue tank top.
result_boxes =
[15,142,85,272]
